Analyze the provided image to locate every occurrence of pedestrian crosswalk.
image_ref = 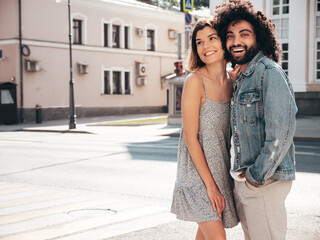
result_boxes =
[0,182,175,240]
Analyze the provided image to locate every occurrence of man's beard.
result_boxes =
[228,45,259,67]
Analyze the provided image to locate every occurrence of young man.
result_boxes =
[215,1,298,240]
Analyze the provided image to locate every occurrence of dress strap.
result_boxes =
[195,71,207,98]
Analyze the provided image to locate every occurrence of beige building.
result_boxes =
[0,0,185,123]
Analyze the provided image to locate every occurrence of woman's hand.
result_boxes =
[228,64,240,82]
[206,187,225,218]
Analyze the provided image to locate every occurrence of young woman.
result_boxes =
[171,18,239,240]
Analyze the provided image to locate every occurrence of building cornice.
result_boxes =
[0,39,179,58]
[50,0,184,23]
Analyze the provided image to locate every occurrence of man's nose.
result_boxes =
[233,35,241,46]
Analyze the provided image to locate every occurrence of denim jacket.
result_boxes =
[230,51,298,186]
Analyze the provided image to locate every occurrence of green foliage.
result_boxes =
[194,0,209,9]
[136,0,208,9]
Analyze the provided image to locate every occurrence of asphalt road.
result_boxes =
[0,125,319,239]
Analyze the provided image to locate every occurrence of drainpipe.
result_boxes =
[18,0,24,122]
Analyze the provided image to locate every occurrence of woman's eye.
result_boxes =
[196,41,202,45]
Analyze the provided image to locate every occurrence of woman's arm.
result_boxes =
[182,73,225,217]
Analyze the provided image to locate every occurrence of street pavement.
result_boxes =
[0,114,319,240]
[0,113,319,142]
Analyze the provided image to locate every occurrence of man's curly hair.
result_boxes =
[214,0,281,63]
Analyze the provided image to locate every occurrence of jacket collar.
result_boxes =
[242,51,267,76]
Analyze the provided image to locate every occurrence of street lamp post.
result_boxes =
[57,0,76,129]
[67,0,76,129]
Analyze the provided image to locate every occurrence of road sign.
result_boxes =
[183,0,193,12]
[185,12,192,25]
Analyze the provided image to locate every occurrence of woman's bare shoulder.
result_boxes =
[184,71,203,88]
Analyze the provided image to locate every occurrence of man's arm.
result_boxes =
[245,67,297,186]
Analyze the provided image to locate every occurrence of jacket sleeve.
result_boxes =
[245,66,298,186]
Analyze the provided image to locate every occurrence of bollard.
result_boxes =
[35,104,42,124]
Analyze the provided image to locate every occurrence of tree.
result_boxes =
[194,0,209,9]
[136,0,208,10]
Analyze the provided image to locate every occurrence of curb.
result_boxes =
[293,136,320,142]
[164,132,320,143]
[18,129,93,134]
[17,129,320,142]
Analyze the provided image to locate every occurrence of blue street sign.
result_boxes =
[185,12,192,25]
[183,0,193,12]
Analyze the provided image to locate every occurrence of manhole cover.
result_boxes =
[67,208,117,217]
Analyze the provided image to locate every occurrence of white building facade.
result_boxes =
[0,0,185,123]
[210,0,320,115]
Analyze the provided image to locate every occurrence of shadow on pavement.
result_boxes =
[126,137,178,162]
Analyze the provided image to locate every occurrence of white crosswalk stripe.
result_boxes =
[0,182,175,240]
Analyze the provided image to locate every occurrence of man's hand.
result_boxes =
[239,171,260,188]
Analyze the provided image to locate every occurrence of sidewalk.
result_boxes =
[0,114,319,142]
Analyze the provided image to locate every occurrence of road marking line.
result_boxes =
[0,187,34,196]
[0,192,73,208]
[0,199,108,225]
[56,211,176,240]
[0,205,168,240]
[295,151,320,156]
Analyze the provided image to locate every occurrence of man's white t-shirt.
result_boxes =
[230,135,246,182]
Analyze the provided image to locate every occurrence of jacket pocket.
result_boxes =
[238,89,262,125]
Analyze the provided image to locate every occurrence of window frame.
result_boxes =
[316,0,320,81]
[145,24,157,52]
[104,23,109,47]
[102,18,131,49]
[147,29,155,51]
[71,12,87,45]
[271,0,290,75]
[112,25,120,48]
[102,67,132,95]
[272,0,290,16]
[73,19,82,45]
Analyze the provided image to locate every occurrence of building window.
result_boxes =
[147,29,155,51]
[73,19,82,44]
[104,24,109,47]
[112,71,121,94]
[1,89,14,104]
[282,43,289,75]
[125,26,129,49]
[317,42,320,80]
[317,0,320,80]
[273,18,289,39]
[125,72,130,94]
[175,85,183,114]
[104,70,131,95]
[272,0,290,75]
[272,0,289,15]
[112,25,120,48]
[104,71,111,94]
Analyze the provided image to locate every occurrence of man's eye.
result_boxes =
[226,35,233,39]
